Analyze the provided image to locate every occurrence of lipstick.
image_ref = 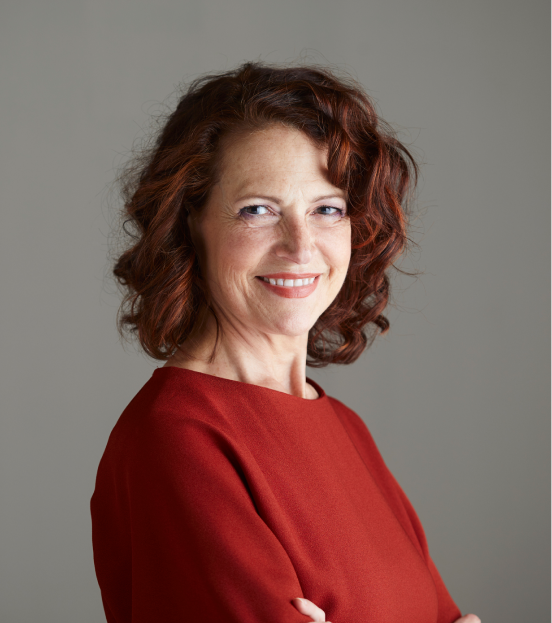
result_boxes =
[256,273,320,299]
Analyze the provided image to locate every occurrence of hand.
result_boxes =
[291,597,332,622]
[293,596,481,623]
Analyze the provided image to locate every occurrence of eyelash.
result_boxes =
[240,205,346,218]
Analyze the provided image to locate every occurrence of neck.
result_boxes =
[163,311,318,399]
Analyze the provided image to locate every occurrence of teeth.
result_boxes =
[261,277,316,287]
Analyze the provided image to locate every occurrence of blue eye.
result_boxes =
[317,205,344,216]
[241,205,270,216]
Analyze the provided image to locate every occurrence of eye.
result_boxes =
[240,205,271,216]
[315,205,345,216]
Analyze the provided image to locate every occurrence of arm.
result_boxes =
[93,415,310,623]
[329,398,465,623]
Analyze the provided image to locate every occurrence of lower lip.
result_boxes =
[257,276,320,298]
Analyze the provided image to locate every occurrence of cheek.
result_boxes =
[321,226,351,276]
[204,227,272,283]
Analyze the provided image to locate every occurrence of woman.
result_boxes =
[91,62,480,623]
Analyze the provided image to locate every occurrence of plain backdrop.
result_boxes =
[1,1,549,622]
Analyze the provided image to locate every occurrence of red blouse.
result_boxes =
[91,367,461,623]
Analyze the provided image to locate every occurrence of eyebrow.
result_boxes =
[235,193,346,204]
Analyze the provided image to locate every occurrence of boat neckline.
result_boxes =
[153,366,328,402]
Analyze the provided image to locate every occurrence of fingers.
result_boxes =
[292,597,478,623]
[291,597,330,622]
[455,615,481,623]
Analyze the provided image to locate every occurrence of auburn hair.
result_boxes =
[113,61,418,366]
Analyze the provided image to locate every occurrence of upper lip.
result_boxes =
[258,273,321,279]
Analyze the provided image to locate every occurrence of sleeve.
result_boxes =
[390,476,462,623]
[125,416,309,623]
[329,398,462,623]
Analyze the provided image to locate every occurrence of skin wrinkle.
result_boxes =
[165,125,351,399]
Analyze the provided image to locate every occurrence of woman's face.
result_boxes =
[192,124,351,340]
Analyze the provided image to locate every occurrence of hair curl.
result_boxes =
[113,61,418,366]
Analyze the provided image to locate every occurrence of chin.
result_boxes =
[261,310,319,338]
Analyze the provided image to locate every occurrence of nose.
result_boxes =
[274,215,313,265]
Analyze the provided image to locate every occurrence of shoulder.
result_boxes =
[327,395,378,448]
[326,395,398,489]
[101,368,244,472]
[122,367,236,426]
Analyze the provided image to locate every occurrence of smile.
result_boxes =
[256,273,321,299]
[261,277,315,287]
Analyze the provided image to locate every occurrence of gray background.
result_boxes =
[1,0,549,621]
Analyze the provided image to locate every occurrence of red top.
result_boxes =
[91,367,461,623]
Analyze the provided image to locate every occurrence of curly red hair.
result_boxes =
[113,61,418,366]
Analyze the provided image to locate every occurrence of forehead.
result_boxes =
[217,125,343,199]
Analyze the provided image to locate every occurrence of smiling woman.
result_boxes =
[91,62,479,623]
